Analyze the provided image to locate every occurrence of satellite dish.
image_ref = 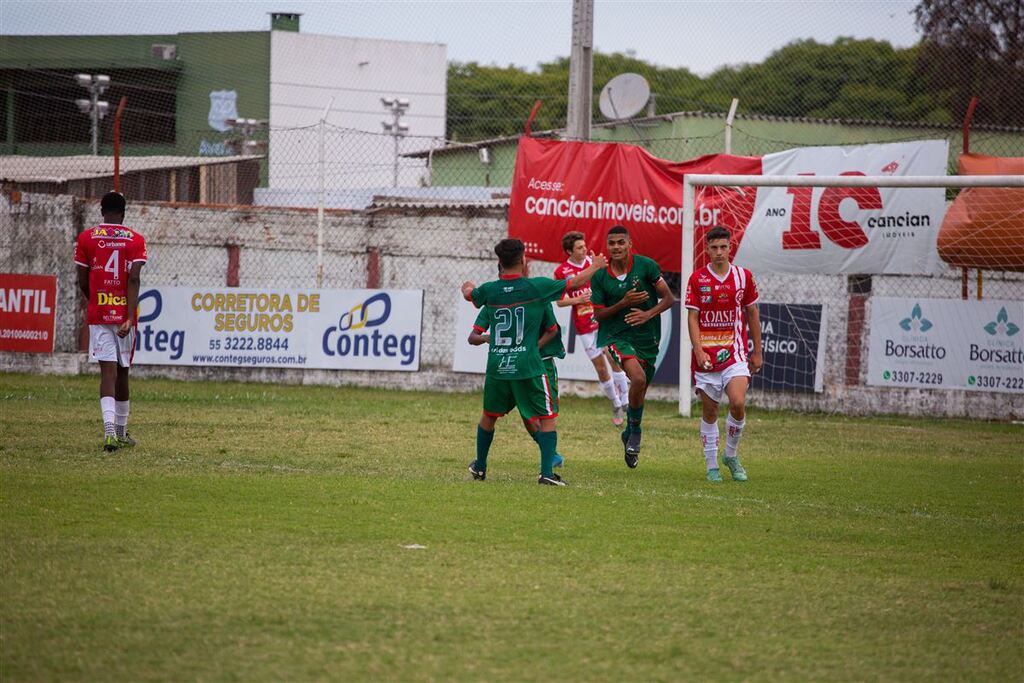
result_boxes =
[599,73,651,120]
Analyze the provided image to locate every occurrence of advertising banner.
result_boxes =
[508,137,948,275]
[0,273,58,353]
[453,295,825,392]
[133,287,423,370]
[867,297,1023,393]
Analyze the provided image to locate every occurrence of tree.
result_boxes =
[914,0,1024,126]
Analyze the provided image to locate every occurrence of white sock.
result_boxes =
[600,379,620,407]
[700,419,719,470]
[115,400,130,438]
[612,371,629,403]
[100,396,116,437]
[725,414,745,458]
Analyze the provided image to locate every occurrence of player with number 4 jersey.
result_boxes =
[74,192,147,451]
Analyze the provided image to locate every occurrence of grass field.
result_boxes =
[1,372,1022,681]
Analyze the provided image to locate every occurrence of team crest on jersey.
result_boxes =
[208,90,239,132]
[735,288,745,304]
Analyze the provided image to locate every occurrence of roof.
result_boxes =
[368,195,510,210]
[254,185,508,211]
[0,154,264,184]
[405,109,1024,158]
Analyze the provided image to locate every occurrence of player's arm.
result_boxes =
[594,287,649,322]
[468,326,490,346]
[537,323,558,349]
[687,309,712,370]
[746,303,763,373]
[556,290,591,307]
[624,278,674,327]
[118,261,143,338]
[76,265,90,300]
[564,252,607,291]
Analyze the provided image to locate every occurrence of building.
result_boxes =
[0,13,447,191]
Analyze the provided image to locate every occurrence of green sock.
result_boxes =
[535,431,558,477]
[476,425,494,470]
[627,405,644,434]
[530,430,563,459]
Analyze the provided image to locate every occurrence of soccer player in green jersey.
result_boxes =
[470,303,567,469]
[591,225,675,468]
[461,238,605,486]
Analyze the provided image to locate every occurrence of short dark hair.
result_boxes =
[561,231,585,254]
[100,191,126,214]
[494,238,525,269]
[706,225,731,243]
[607,225,629,238]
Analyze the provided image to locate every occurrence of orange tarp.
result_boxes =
[937,153,1024,271]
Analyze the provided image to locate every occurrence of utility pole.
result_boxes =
[381,97,410,187]
[74,74,110,155]
[565,0,594,141]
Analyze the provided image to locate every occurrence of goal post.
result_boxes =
[679,173,1024,417]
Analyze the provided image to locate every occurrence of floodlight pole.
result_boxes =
[75,74,110,155]
[381,97,410,187]
[566,0,594,140]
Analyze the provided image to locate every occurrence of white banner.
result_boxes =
[451,294,673,380]
[867,297,1023,393]
[733,140,949,275]
[133,287,423,370]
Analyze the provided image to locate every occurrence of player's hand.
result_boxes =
[749,350,763,374]
[460,281,476,302]
[622,288,648,306]
[117,320,132,338]
[695,349,713,371]
[624,307,650,326]
[577,291,592,304]
[589,251,607,270]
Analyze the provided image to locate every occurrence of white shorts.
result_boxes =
[577,330,605,360]
[695,361,750,404]
[89,324,135,367]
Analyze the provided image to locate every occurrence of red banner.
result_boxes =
[0,273,58,353]
[508,136,761,272]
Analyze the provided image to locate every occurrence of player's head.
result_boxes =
[494,238,526,273]
[100,191,126,221]
[561,231,586,260]
[606,225,631,260]
[706,225,732,264]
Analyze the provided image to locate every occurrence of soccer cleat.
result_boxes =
[723,456,748,482]
[538,472,567,486]
[611,405,625,427]
[117,432,136,448]
[468,460,486,481]
[622,430,640,468]
[552,453,564,469]
[706,468,723,483]
[103,435,119,452]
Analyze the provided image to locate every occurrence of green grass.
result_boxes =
[1,373,1022,682]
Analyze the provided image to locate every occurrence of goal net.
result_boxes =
[678,173,1024,417]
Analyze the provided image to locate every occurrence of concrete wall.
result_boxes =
[2,192,1021,420]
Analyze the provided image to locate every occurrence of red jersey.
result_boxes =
[73,224,148,325]
[684,264,759,372]
[553,257,598,334]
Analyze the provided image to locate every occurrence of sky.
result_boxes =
[1,0,924,76]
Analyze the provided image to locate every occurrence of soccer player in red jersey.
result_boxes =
[74,192,147,451]
[684,226,762,482]
[554,231,629,426]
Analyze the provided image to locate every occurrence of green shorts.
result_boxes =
[606,340,658,385]
[483,367,558,422]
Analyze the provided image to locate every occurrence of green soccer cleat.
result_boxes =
[103,435,120,452]
[117,432,137,448]
[706,468,723,483]
[723,456,748,482]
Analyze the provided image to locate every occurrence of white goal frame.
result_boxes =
[678,173,1024,417]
